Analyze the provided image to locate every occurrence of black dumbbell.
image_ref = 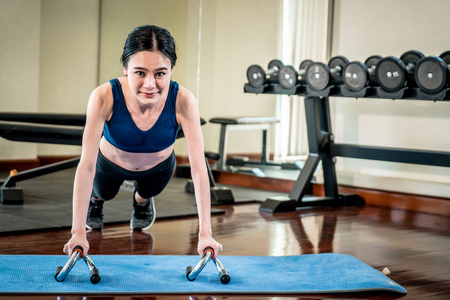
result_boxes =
[342,55,382,91]
[247,59,284,88]
[414,50,450,94]
[375,50,425,92]
[277,60,314,89]
[306,56,349,90]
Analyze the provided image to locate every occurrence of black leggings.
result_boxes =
[91,151,176,201]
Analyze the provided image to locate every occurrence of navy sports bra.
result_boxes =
[103,78,180,153]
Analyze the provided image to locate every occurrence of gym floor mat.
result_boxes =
[0,168,284,234]
[0,253,407,294]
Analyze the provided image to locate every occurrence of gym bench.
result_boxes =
[0,113,213,205]
[209,117,280,171]
[0,114,85,204]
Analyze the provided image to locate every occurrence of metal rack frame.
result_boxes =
[250,84,450,212]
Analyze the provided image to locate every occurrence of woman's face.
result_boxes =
[124,50,173,106]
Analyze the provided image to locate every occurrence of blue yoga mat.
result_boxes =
[0,253,406,295]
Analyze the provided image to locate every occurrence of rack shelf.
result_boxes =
[244,84,450,102]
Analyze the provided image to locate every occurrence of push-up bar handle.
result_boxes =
[186,246,231,284]
[55,246,83,282]
[213,256,231,284]
[186,246,214,281]
[55,246,101,284]
[84,255,101,284]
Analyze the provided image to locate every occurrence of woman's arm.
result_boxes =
[176,86,223,258]
[64,83,112,256]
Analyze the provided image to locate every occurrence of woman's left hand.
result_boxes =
[198,234,223,259]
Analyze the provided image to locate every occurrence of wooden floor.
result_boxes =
[1,199,449,299]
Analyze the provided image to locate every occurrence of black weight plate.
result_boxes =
[439,50,450,64]
[400,50,425,66]
[268,59,284,71]
[364,55,382,68]
[328,56,349,81]
[247,65,266,88]
[306,62,330,90]
[375,56,407,92]
[299,59,314,71]
[414,56,447,93]
[278,66,299,89]
[343,61,369,91]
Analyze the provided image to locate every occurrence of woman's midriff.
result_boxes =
[99,136,174,171]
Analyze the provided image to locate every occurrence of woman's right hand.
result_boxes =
[63,233,89,257]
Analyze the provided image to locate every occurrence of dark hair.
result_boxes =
[121,25,177,69]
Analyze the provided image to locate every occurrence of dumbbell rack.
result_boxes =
[245,83,450,213]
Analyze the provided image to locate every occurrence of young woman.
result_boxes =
[64,25,222,258]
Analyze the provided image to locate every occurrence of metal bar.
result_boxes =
[319,97,338,199]
[305,97,322,154]
[326,0,335,62]
[290,96,339,201]
[186,250,212,281]
[331,144,450,167]
[83,255,101,284]
[55,250,81,282]
[261,129,268,164]
[216,125,228,170]
[322,153,338,198]
[288,97,325,201]
[289,153,322,201]
[3,157,80,187]
[212,257,231,284]
[205,156,216,188]
[83,255,96,273]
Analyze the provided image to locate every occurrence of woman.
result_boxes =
[64,25,222,259]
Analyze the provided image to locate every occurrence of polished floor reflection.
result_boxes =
[0,203,449,300]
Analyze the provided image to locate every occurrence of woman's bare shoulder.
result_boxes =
[91,81,113,101]
[176,84,196,107]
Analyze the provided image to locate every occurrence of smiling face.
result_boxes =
[124,50,173,106]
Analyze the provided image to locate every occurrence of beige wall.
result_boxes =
[198,0,281,155]
[98,0,281,155]
[330,0,450,197]
[98,0,191,86]
[0,0,41,159]
[1,0,448,198]
[98,0,194,156]
[38,0,100,155]
[0,0,279,160]
[0,0,99,158]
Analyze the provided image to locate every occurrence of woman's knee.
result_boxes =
[92,183,122,201]
[135,180,169,199]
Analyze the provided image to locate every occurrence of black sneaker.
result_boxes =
[131,194,156,231]
[86,198,104,230]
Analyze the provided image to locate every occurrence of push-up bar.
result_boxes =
[55,246,228,285]
[0,122,83,204]
[55,246,101,284]
[186,246,230,284]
